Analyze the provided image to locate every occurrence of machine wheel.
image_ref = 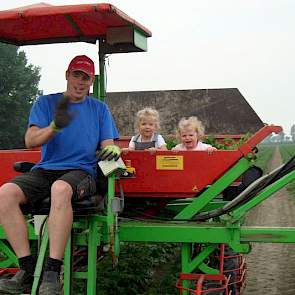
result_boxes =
[203,280,225,295]
[223,246,240,295]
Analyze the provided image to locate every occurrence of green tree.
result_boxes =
[0,43,41,149]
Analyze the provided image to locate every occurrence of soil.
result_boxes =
[243,146,295,295]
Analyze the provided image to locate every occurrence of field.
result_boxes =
[254,143,295,199]
[279,143,295,197]
[255,144,276,172]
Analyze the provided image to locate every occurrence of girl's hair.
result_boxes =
[134,107,160,132]
[176,116,205,139]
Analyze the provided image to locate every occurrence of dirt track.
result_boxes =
[243,146,295,295]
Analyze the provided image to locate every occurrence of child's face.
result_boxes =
[180,127,199,150]
[139,116,157,139]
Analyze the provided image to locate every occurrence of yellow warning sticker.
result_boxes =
[156,155,183,170]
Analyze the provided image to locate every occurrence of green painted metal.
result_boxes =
[98,41,106,102]
[86,217,100,295]
[119,221,235,243]
[134,28,148,51]
[241,227,295,243]
[0,240,18,268]
[181,244,191,295]
[187,244,218,274]
[31,223,49,295]
[63,234,72,295]
[119,221,295,245]
[230,169,295,223]
[73,272,88,279]
[0,219,37,240]
[166,200,227,213]
[93,75,100,100]
[174,158,251,220]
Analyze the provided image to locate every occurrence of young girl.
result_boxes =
[128,107,167,150]
[172,116,217,152]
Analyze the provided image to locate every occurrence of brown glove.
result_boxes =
[50,95,73,131]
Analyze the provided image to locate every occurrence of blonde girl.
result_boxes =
[172,116,216,152]
[128,107,167,150]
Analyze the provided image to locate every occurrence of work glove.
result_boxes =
[50,95,73,132]
[97,145,121,161]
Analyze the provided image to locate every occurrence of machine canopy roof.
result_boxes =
[0,2,152,46]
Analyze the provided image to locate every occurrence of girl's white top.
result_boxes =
[129,134,166,149]
[172,141,213,151]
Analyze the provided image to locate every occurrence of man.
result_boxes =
[0,55,120,294]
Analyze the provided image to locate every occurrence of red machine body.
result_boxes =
[119,150,242,198]
[0,126,282,198]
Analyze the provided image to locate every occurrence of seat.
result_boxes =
[13,161,106,214]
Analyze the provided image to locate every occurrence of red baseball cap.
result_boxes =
[67,55,95,77]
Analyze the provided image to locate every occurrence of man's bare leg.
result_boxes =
[38,180,73,294]
[0,183,30,257]
[48,180,73,260]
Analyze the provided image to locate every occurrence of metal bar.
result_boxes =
[86,217,99,295]
[107,175,116,237]
[0,240,18,267]
[166,200,227,213]
[174,158,251,220]
[31,224,49,295]
[231,169,295,222]
[120,222,232,243]
[120,222,295,244]
[63,234,72,295]
[73,272,88,279]
[188,244,217,274]
[241,227,295,243]
[181,244,191,295]
[93,75,100,99]
[98,40,106,101]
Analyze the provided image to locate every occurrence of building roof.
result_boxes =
[106,88,264,136]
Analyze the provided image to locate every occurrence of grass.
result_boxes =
[279,144,295,199]
[254,144,276,173]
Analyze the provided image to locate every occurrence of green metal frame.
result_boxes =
[1,136,295,295]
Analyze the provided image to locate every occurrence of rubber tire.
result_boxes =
[223,246,240,295]
[203,280,225,295]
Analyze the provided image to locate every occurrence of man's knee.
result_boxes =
[51,180,72,209]
[0,183,26,213]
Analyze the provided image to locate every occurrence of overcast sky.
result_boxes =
[2,0,295,135]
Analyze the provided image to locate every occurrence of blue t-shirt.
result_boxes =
[29,93,119,177]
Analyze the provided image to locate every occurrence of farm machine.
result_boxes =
[1,3,295,295]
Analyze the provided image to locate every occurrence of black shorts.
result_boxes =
[9,169,97,206]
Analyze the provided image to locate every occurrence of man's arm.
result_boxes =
[25,125,56,148]
[100,139,115,148]
[25,95,73,149]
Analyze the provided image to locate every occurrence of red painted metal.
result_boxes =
[116,134,246,149]
[176,273,229,295]
[120,150,243,198]
[118,125,282,198]
[0,3,151,46]
[0,126,281,197]
[0,268,19,276]
[0,149,40,186]
[218,244,246,294]
[223,253,246,293]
